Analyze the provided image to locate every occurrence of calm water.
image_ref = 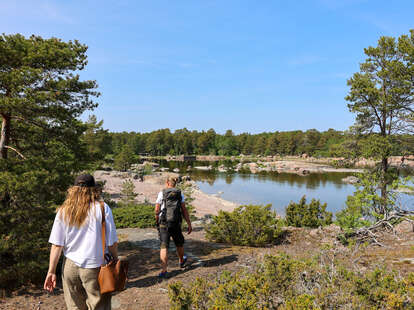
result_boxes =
[193,172,355,215]
[152,159,414,215]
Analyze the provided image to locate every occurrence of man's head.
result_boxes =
[166,176,178,188]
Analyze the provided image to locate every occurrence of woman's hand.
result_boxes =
[44,244,63,292]
[44,272,57,292]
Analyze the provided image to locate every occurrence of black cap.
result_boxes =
[74,174,96,187]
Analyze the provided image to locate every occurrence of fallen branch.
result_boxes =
[5,145,26,159]
[348,208,414,246]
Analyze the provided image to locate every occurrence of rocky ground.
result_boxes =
[2,221,414,310]
[164,154,414,171]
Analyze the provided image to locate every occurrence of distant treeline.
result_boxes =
[85,116,414,159]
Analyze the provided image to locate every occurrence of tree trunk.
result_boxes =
[0,113,11,159]
[380,156,388,216]
[0,113,11,211]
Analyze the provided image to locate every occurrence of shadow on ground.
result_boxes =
[119,236,236,288]
[127,254,238,288]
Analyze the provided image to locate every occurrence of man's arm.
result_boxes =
[155,203,161,225]
[181,202,192,234]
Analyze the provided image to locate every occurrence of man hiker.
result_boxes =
[155,176,192,278]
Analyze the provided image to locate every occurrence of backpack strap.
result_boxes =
[162,189,167,207]
[177,189,182,204]
[100,201,106,264]
[159,189,167,223]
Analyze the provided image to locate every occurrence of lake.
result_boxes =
[192,171,355,215]
[153,160,414,215]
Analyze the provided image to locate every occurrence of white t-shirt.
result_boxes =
[49,202,118,268]
[156,190,185,210]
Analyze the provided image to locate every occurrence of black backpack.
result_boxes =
[160,188,182,227]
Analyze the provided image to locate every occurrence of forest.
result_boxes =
[85,116,414,160]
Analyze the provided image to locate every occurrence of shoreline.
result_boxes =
[94,170,239,218]
[141,154,414,171]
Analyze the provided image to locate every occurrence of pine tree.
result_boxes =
[0,34,99,290]
[346,30,414,214]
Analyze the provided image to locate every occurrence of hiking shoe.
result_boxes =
[158,271,168,279]
[180,255,187,269]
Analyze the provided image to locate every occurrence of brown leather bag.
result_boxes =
[98,201,128,294]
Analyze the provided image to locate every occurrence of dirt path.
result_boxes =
[3,223,414,309]
[1,227,247,310]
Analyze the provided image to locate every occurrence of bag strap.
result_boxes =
[100,201,106,263]
[162,189,167,206]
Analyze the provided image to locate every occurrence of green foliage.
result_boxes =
[0,170,56,290]
[142,163,153,176]
[346,30,414,213]
[112,203,155,228]
[114,144,134,171]
[346,30,414,139]
[346,172,412,221]
[0,34,98,291]
[205,205,283,246]
[176,181,197,221]
[335,195,371,233]
[361,135,393,161]
[120,179,137,205]
[284,294,317,310]
[169,253,414,309]
[83,115,112,165]
[102,191,118,209]
[84,123,414,160]
[336,172,413,244]
[285,196,332,228]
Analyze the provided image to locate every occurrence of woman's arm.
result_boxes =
[108,242,118,260]
[44,244,63,292]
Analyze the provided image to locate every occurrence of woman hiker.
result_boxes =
[44,174,118,310]
[155,176,192,278]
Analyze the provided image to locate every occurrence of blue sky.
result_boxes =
[1,0,413,133]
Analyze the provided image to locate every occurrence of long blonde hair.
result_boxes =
[59,186,101,227]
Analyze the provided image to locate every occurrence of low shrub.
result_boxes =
[102,192,118,209]
[285,195,332,228]
[177,181,197,222]
[205,204,283,246]
[335,195,371,233]
[168,253,414,309]
[112,203,155,228]
[120,179,137,204]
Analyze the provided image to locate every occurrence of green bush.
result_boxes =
[205,205,283,246]
[169,253,414,310]
[120,179,137,204]
[177,181,197,222]
[112,203,155,228]
[335,195,371,233]
[285,196,332,228]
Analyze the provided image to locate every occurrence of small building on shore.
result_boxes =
[166,155,197,161]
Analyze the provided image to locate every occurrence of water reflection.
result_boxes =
[148,159,412,215]
[190,170,350,190]
[193,171,355,215]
